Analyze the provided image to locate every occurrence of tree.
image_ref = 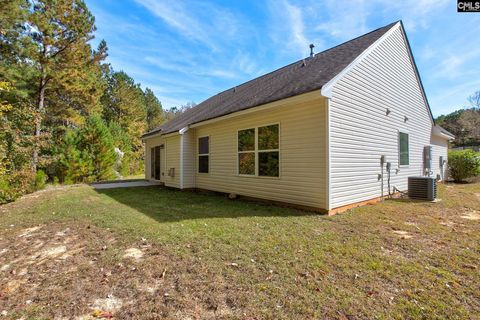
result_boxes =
[468,90,480,110]
[102,70,146,136]
[55,115,116,182]
[164,101,196,121]
[101,70,147,173]
[144,88,164,130]
[19,0,101,171]
[77,115,116,181]
[436,90,480,148]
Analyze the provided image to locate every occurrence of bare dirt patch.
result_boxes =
[123,248,143,261]
[392,230,414,239]
[0,221,239,319]
[460,210,480,221]
[17,226,42,238]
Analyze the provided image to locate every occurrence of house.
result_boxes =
[141,21,454,214]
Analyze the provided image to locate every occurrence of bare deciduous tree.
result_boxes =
[468,90,480,109]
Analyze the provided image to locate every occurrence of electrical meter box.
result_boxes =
[423,146,432,175]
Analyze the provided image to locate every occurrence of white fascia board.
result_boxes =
[189,91,320,129]
[321,22,401,98]
[432,126,455,140]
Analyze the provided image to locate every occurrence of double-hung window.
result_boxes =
[238,124,279,177]
[198,136,209,173]
[399,132,409,166]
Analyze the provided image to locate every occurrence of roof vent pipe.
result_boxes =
[309,43,315,58]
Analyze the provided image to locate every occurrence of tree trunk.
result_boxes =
[33,73,47,172]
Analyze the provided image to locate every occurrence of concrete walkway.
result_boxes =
[91,180,163,189]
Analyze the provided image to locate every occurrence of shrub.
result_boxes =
[0,168,36,204]
[35,169,48,190]
[448,150,480,182]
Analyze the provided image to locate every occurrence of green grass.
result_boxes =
[0,182,479,319]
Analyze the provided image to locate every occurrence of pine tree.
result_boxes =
[57,129,93,183]
[144,87,165,130]
[19,0,102,171]
[77,115,116,181]
[101,70,147,173]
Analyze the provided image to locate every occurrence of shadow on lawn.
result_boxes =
[95,186,317,222]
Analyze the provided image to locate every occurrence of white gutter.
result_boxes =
[432,126,455,140]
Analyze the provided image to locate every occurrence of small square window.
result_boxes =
[258,125,279,150]
[259,151,279,177]
[238,152,255,175]
[198,136,209,154]
[198,155,209,173]
[238,128,255,151]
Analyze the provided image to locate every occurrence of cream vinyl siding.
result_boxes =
[193,92,327,208]
[182,130,196,188]
[144,136,166,182]
[329,25,436,208]
[431,135,449,181]
[164,135,181,188]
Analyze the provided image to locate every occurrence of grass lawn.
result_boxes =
[0,182,479,319]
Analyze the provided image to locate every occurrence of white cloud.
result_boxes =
[386,0,450,32]
[133,0,242,52]
[144,56,237,79]
[429,79,480,116]
[314,0,369,40]
[234,52,259,75]
[268,0,311,58]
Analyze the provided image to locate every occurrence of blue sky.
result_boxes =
[85,0,480,116]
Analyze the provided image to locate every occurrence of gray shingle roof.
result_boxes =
[143,22,397,138]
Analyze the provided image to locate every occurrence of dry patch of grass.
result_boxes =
[0,182,479,319]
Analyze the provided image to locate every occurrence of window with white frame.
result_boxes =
[198,136,209,173]
[399,132,409,166]
[238,124,279,177]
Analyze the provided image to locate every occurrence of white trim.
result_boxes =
[321,22,401,98]
[325,97,331,210]
[179,134,184,189]
[432,125,455,140]
[197,135,210,174]
[178,126,190,189]
[143,92,320,141]
[191,91,319,130]
[398,131,410,167]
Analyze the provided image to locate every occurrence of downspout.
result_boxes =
[179,126,189,189]
[325,97,331,211]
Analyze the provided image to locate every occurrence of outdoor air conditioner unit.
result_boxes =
[408,176,436,201]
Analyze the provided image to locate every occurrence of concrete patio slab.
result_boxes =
[91,180,162,189]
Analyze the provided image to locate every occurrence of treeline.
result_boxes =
[436,90,480,148]
[0,0,172,203]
